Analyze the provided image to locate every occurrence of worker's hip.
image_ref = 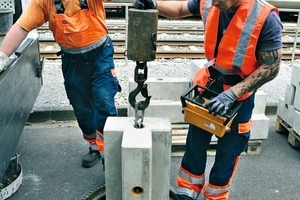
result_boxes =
[61,36,113,62]
[187,89,256,155]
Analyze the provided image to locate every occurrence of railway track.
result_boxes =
[37,20,300,60]
[39,40,299,60]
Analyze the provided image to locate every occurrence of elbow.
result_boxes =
[267,62,280,82]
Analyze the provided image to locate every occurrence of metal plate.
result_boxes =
[0,37,42,182]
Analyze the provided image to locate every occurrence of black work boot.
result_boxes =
[82,148,101,168]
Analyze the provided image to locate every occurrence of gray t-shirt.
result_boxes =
[187,0,283,52]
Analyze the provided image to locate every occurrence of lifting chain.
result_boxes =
[128,61,151,128]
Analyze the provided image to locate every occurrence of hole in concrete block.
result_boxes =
[132,186,144,197]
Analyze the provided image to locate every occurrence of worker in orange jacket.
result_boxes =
[0,0,120,168]
[133,0,283,199]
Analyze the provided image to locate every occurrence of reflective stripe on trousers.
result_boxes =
[176,81,255,199]
[203,156,241,200]
[176,166,205,199]
[83,130,105,153]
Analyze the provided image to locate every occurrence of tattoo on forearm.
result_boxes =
[258,50,281,65]
[240,50,281,94]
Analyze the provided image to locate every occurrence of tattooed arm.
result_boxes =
[232,48,282,97]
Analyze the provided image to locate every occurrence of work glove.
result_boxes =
[0,52,9,73]
[132,0,157,9]
[204,88,238,117]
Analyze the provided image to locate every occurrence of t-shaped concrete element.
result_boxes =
[104,117,172,200]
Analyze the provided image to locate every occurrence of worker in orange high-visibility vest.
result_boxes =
[133,0,283,199]
[0,0,120,169]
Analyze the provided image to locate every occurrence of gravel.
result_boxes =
[32,58,298,111]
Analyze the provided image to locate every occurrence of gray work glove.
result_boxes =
[204,88,238,116]
[132,0,157,9]
[0,52,9,73]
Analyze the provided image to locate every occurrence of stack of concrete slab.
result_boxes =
[128,77,191,123]
[276,64,300,146]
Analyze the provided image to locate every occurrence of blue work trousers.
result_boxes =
[181,81,255,186]
[61,36,119,135]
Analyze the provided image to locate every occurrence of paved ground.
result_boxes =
[6,114,300,200]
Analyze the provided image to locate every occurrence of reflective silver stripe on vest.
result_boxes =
[176,187,199,199]
[214,64,236,75]
[232,1,264,68]
[178,168,205,185]
[201,0,211,28]
[60,36,107,54]
[205,184,230,195]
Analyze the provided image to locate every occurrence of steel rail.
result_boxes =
[37,17,300,60]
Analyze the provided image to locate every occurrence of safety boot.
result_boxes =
[82,148,101,168]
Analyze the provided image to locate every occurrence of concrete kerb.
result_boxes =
[27,104,278,123]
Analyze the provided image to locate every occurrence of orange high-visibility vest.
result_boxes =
[200,0,278,77]
[52,0,107,48]
[196,0,278,100]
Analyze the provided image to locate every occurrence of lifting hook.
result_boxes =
[128,83,151,110]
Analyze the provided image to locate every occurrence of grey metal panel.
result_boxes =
[0,37,42,182]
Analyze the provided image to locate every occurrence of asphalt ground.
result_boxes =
[6,114,300,200]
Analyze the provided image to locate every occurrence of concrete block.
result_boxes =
[104,117,172,200]
[276,84,295,126]
[126,89,269,125]
[104,119,124,200]
[128,77,191,123]
[291,65,300,111]
[293,88,300,112]
[249,114,270,140]
[211,114,270,141]
[277,100,293,127]
[129,77,190,101]
[121,129,152,200]
[292,88,300,112]
[128,100,184,123]
[253,90,267,114]
[292,108,300,136]
[190,59,207,79]
[283,83,296,106]
[291,64,300,88]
